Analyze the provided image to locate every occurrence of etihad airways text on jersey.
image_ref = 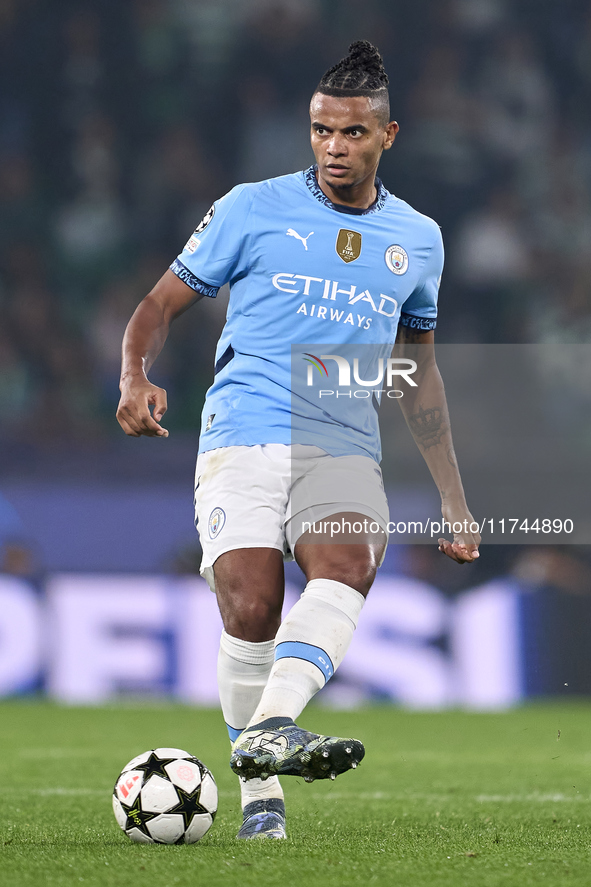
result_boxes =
[272,273,398,317]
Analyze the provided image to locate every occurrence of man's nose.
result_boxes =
[327,134,347,155]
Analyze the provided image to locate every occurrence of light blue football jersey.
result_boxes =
[171,166,443,462]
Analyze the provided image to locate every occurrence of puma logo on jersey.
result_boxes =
[286,228,314,250]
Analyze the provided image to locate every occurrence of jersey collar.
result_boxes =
[303,165,389,215]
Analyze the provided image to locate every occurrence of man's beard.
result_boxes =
[328,179,354,191]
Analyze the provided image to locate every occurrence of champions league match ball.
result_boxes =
[113,748,218,844]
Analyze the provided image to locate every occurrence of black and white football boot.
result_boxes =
[229,716,364,783]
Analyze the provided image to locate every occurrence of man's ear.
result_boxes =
[383,120,399,151]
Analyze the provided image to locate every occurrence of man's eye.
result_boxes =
[349,129,361,137]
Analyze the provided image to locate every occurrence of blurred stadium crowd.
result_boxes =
[1,0,591,445]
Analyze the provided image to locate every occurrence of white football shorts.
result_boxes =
[194,444,389,591]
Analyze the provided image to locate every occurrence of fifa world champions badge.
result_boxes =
[385,244,409,275]
[336,228,362,263]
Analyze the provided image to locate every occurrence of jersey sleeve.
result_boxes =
[170,184,255,298]
[399,226,444,332]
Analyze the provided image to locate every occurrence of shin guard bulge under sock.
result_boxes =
[247,578,365,725]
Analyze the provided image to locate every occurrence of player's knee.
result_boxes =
[217,588,282,641]
[225,608,281,642]
[309,547,381,597]
[335,557,378,596]
[212,548,284,639]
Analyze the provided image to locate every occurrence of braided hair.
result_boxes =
[314,41,390,122]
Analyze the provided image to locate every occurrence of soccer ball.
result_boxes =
[112,747,218,844]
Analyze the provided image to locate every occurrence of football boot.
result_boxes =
[229,716,364,782]
[236,798,286,839]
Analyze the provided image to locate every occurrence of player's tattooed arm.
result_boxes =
[393,326,480,563]
[393,326,457,462]
[407,404,447,450]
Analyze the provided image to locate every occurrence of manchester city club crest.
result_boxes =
[385,244,409,275]
[208,507,226,539]
[336,228,362,263]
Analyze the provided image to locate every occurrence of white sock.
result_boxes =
[247,579,365,725]
[217,631,284,807]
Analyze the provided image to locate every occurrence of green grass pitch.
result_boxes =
[2,702,591,886]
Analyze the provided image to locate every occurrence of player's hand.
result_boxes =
[116,377,169,438]
[438,499,480,564]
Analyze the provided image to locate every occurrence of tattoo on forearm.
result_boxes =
[446,446,457,468]
[408,404,447,449]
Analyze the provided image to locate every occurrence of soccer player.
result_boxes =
[117,41,480,840]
